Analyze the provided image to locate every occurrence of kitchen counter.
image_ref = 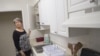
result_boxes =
[32,47,44,56]
[30,38,69,56]
[30,38,45,56]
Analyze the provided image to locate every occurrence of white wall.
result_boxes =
[0,11,22,56]
[0,0,35,56]
[0,0,35,32]
[0,0,26,11]
[50,28,100,55]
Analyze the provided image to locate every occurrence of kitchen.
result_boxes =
[0,0,100,56]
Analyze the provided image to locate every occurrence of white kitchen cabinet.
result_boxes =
[62,0,100,37]
[50,0,69,37]
[68,0,100,12]
[63,0,100,28]
[36,0,57,33]
[33,0,39,7]
[56,0,68,37]
[63,11,100,28]
[48,0,58,34]
[50,17,58,34]
[38,0,89,37]
[50,0,89,37]
[38,0,47,25]
[38,0,51,25]
[38,0,67,35]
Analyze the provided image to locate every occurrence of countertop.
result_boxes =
[29,38,70,56]
[30,38,45,56]
[32,47,44,56]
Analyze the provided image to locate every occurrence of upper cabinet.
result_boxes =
[55,0,68,37]
[63,11,100,28]
[62,0,100,37]
[38,0,51,25]
[31,0,91,37]
[37,0,69,36]
[63,0,100,28]
[50,0,69,37]
[33,0,40,7]
[45,0,57,34]
[68,0,100,12]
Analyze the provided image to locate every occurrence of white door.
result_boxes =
[68,0,98,12]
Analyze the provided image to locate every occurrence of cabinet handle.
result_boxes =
[90,0,96,3]
[37,22,40,24]
[55,32,57,33]
[42,23,44,24]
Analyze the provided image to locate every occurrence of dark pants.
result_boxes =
[17,49,32,56]
[24,49,32,56]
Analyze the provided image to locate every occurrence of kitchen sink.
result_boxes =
[34,44,47,53]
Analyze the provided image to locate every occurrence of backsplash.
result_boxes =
[50,28,100,55]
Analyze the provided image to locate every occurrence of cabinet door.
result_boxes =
[38,0,49,25]
[45,0,54,25]
[33,0,39,7]
[50,18,58,34]
[68,0,97,12]
[56,0,68,37]
[98,0,100,5]
[48,0,58,34]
